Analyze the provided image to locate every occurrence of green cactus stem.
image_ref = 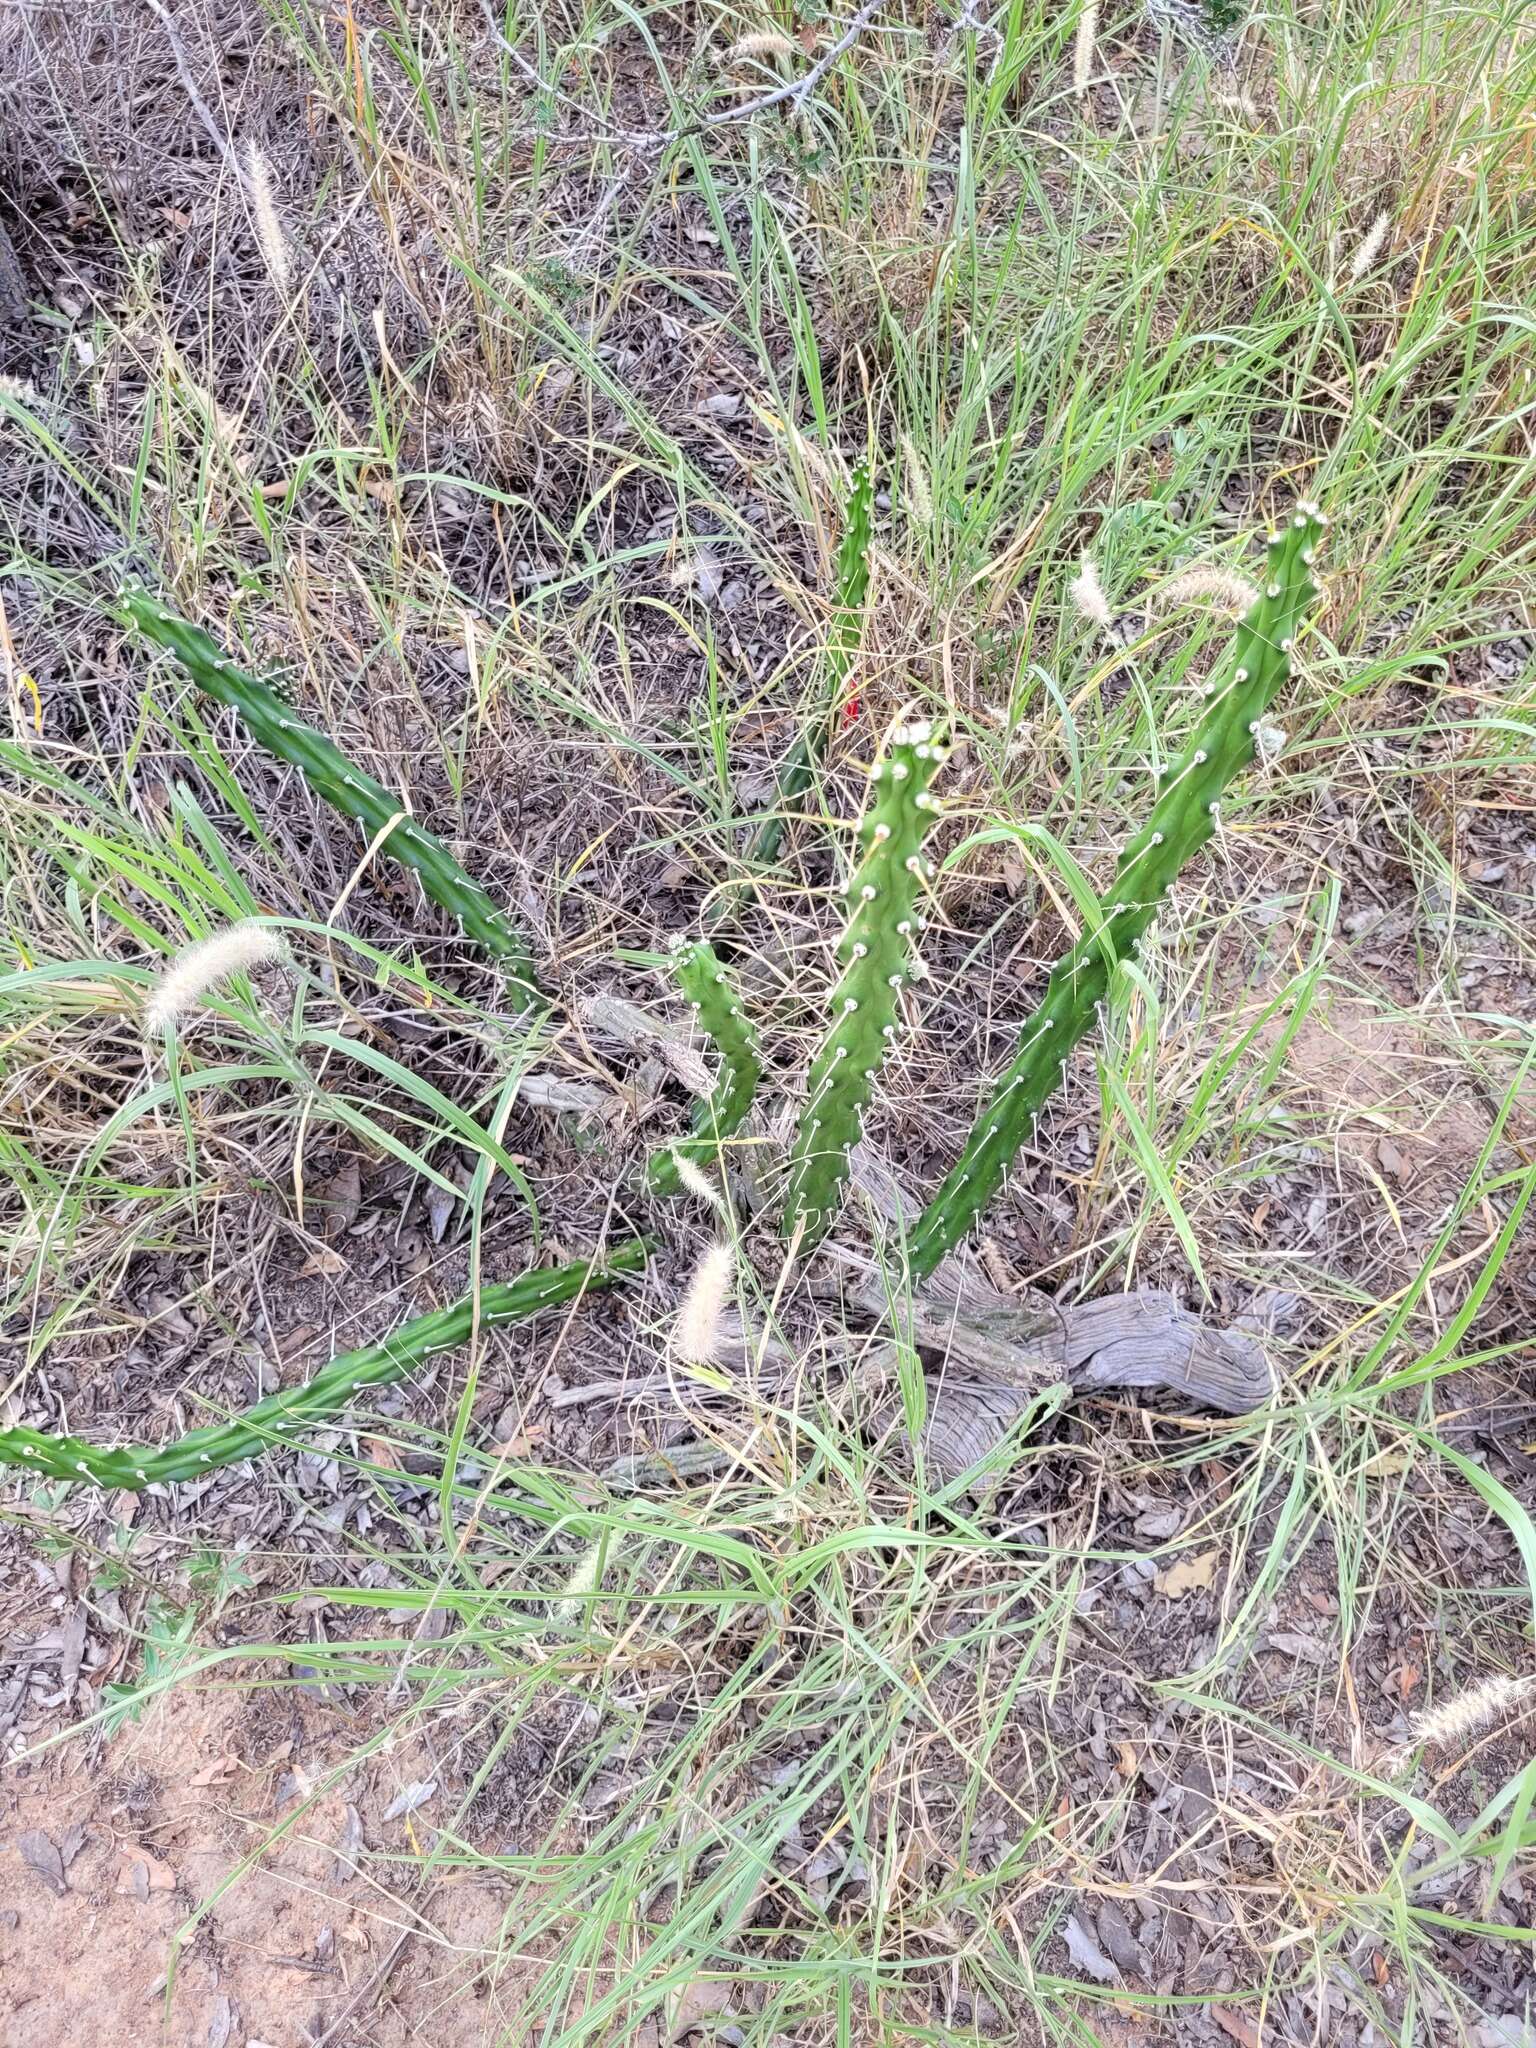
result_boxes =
[906,503,1327,1278]
[647,941,761,1195]
[0,1240,650,1491]
[116,588,543,1010]
[782,718,948,1251]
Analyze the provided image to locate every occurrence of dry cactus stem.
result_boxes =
[782,718,948,1250]
[117,588,543,1008]
[646,941,762,1195]
[0,1241,650,1489]
[906,503,1327,1277]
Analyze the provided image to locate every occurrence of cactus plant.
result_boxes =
[0,1239,650,1490]
[647,941,762,1194]
[903,504,1326,1278]
[116,588,543,1009]
[781,718,948,1250]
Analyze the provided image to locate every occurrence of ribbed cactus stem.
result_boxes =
[117,589,543,1009]
[647,942,761,1194]
[781,718,947,1250]
[906,503,1326,1278]
[0,1240,650,1490]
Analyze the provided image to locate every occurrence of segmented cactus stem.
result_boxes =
[647,942,761,1194]
[781,718,947,1251]
[0,1240,650,1490]
[906,503,1327,1277]
[117,589,543,1009]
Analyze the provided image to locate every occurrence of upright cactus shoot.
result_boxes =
[117,589,543,1009]
[647,941,762,1194]
[905,503,1326,1278]
[782,718,948,1250]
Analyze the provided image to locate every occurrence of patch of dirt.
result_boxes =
[1272,996,1499,1196]
[0,1687,549,2046]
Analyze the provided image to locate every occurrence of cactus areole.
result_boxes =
[117,588,544,1009]
[0,1241,651,1489]
[905,503,1327,1277]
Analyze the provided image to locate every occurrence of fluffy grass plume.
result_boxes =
[144,921,286,1036]
[245,142,291,291]
[722,31,798,64]
[549,1541,608,1631]
[669,1151,726,1208]
[1069,552,1114,631]
[901,433,934,531]
[1157,564,1263,614]
[672,1242,735,1364]
[1349,210,1393,281]
[1410,1672,1536,1753]
[1074,1,1099,95]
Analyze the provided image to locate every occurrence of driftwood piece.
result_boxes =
[853,1265,1279,1483]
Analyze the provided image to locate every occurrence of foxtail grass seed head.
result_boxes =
[900,433,934,531]
[1349,210,1392,281]
[246,142,291,291]
[1157,565,1262,615]
[722,31,798,64]
[1410,1672,1535,1754]
[145,921,286,1036]
[673,1243,735,1365]
[549,1540,607,1630]
[1070,553,1114,632]
[670,1151,725,1209]
[1073,1,1099,95]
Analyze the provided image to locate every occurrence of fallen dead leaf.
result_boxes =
[491,1422,547,1460]
[17,1830,68,1896]
[1212,2003,1263,2048]
[1154,1549,1219,1599]
[382,1779,437,1822]
[316,1159,362,1237]
[188,1755,239,1788]
[117,1843,177,1894]
[1062,1911,1118,1983]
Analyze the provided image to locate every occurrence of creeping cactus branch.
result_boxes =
[905,503,1327,1278]
[117,589,543,1009]
[647,941,762,1194]
[0,1240,651,1490]
[781,718,948,1250]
